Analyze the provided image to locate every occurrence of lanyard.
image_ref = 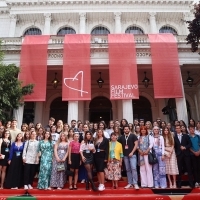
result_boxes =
[125,133,130,145]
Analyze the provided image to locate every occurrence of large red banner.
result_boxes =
[19,35,50,101]
[62,34,91,101]
[108,34,139,100]
[148,34,183,98]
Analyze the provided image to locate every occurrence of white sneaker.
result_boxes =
[11,187,18,189]
[28,184,33,189]
[124,184,133,189]
[195,182,199,188]
[134,184,139,190]
[81,179,85,183]
[24,185,28,190]
[98,184,105,191]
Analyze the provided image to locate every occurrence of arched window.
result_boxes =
[125,26,144,34]
[57,27,76,35]
[159,26,178,35]
[91,26,110,35]
[24,28,42,36]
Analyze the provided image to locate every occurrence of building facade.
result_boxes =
[0,0,200,127]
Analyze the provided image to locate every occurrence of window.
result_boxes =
[24,28,42,36]
[57,27,76,35]
[125,26,144,34]
[91,26,110,35]
[159,26,178,35]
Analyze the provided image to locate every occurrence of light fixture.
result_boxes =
[186,71,194,87]
[142,71,150,88]
[97,72,104,88]
[52,72,59,89]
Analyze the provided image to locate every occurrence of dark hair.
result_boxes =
[189,118,196,127]
[49,117,55,122]
[107,120,114,129]
[188,125,195,129]
[120,119,128,127]
[181,125,188,134]
[44,131,52,142]
[139,126,148,136]
[110,132,117,137]
[24,131,30,141]
[15,133,24,142]
[50,125,57,132]
[84,131,93,143]
[123,125,130,131]
[98,121,107,130]
[2,129,11,140]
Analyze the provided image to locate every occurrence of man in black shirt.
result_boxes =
[118,125,139,190]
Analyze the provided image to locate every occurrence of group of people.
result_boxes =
[0,117,199,191]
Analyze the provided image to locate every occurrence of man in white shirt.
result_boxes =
[9,119,21,142]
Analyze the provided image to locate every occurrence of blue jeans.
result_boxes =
[124,155,138,185]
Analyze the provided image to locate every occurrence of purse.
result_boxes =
[164,150,171,158]
[57,163,65,171]
[148,136,158,165]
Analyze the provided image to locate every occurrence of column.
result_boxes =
[122,100,133,123]
[9,14,17,37]
[151,106,158,121]
[13,105,24,129]
[34,102,43,124]
[78,101,84,122]
[149,12,157,33]
[114,12,121,33]
[183,12,194,35]
[194,94,199,120]
[44,13,51,35]
[68,101,78,124]
[79,12,86,34]
[175,71,188,126]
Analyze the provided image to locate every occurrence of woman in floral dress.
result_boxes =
[37,131,53,190]
[50,133,69,189]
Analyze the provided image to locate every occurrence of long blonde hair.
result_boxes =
[162,127,174,146]
[58,133,68,144]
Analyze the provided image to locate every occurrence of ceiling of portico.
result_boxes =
[18,13,44,23]
[87,13,114,24]
[52,13,79,23]
[156,12,183,23]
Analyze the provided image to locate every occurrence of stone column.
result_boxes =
[194,94,199,120]
[149,12,157,33]
[122,100,133,123]
[13,105,24,129]
[175,71,188,126]
[114,12,121,33]
[9,14,17,37]
[44,13,51,35]
[79,12,86,34]
[34,102,43,124]
[78,101,84,122]
[68,101,78,124]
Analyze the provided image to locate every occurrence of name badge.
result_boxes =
[125,145,129,149]
[16,152,21,156]
[86,150,90,153]
[97,149,100,152]
[5,148,9,152]
[60,150,65,153]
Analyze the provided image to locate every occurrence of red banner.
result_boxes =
[19,35,50,101]
[62,34,91,101]
[148,34,183,98]
[108,34,139,100]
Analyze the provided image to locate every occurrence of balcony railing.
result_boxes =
[0,35,187,47]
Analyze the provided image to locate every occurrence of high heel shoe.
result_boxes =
[85,180,89,190]
[89,179,98,191]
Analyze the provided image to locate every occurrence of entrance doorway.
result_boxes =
[50,97,68,123]
[89,96,112,124]
[132,96,152,122]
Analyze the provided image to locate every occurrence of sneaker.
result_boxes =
[28,184,33,189]
[124,184,133,189]
[98,184,105,191]
[57,187,62,190]
[134,184,139,190]
[81,179,85,183]
[11,187,18,189]
[195,182,199,188]
[24,185,28,190]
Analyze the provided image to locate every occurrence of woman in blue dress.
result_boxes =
[37,131,53,190]
[4,133,24,189]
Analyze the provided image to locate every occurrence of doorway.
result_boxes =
[50,97,68,123]
[89,96,112,124]
[132,96,152,122]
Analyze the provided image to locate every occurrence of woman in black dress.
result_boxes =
[0,130,11,188]
[4,133,24,189]
[80,131,97,191]
[94,129,109,191]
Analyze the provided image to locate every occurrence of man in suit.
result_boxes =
[174,125,194,188]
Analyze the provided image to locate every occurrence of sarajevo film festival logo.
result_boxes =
[63,71,88,97]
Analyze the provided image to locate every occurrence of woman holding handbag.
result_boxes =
[0,130,11,188]
[22,130,39,189]
[138,126,154,188]
[50,133,69,190]
[162,127,178,188]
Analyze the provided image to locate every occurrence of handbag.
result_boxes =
[147,136,158,165]
[57,163,65,171]
[164,150,171,158]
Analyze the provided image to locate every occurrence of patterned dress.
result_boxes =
[164,138,179,175]
[37,140,53,189]
[50,142,68,188]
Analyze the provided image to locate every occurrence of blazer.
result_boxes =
[174,133,191,156]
